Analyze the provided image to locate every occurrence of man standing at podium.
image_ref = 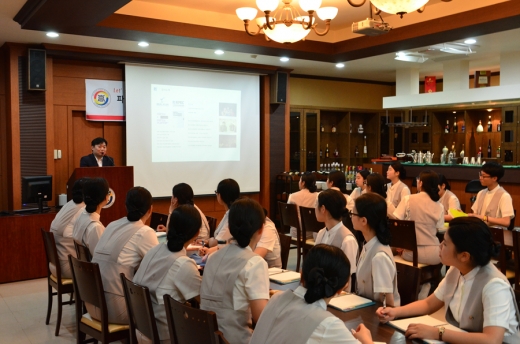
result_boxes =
[80,137,115,167]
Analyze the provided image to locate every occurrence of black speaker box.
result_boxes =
[28,49,46,91]
[270,71,288,104]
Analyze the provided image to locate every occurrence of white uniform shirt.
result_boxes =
[434,265,519,338]
[116,224,159,267]
[350,187,365,201]
[439,190,461,214]
[393,194,445,231]
[72,211,105,254]
[329,187,355,211]
[471,185,514,219]
[256,218,281,268]
[214,210,232,242]
[356,237,396,294]
[315,222,358,274]
[287,189,319,237]
[386,180,411,214]
[293,286,361,344]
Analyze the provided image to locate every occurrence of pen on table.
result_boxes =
[383,293,386,309]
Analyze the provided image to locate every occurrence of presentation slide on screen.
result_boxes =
[125,64,260,197]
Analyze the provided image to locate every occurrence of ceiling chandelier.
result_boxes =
[236,0,338,43]
[347,0,452,18]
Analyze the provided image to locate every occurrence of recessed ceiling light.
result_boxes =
[215,50,224,55]
[464,38,476,44]
[138,41,149,47]
[280,57,289,62]
[487,109,493,112]
[396,51,406,57]
[453,111,456,114]
[46,32,59,38]
[336,63,345,68]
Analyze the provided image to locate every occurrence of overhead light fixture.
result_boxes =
[46,32,59,38]
[215,49,224,55]
[453,111,456,113]
[464,38,476,44]
[336,63,345,68]
[236,0,338,44]
[395,52,428,63]
[138,41,149,47]
[487,109,493,112]
[346,0,438,18]
[280,57,289,62]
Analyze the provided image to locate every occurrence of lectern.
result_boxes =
[67,166,134,226]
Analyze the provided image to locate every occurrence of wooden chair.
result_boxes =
[206,216,218,238]
[460,203,466,213]
[278,231,292,270]
[512,230,520,310]
[40,228,75,336]
[278,202,302,271]
[489,226,515,279]
[150,211,168,230]
[299,206,325,253]
[395,262,422,306]
[120,273,160,344]
[508,209,516,231]
[388,219,443,300]
[74,241,92,262]
[163,294,229,344]
[68,255,130,343]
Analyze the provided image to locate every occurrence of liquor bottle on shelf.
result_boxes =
[340,163,344,172]
[462,119,466,133]
[354,145,359,157]
[445,120,450,133]
[477,146,482,158]
[487,139,492,158]
[476,120,484,132]
[451,142,456,157]
[331,124,337,133]
[363,136,368,157]
[497,120,501,132]
[497,146,501,158]
[460,144,465,158]
[334,148,339,157]
[453,117,457,133]
[325,144,329,158]
[321,123,324,132]
[487,115,492,132]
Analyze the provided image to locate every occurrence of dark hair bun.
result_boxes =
[229,198,265,248]
[167,205,202,252]
[304,267,338,303]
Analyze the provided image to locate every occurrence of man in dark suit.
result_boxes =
[80,137,115,167]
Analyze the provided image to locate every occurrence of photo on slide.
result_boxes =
[219,103,237,117]
[219,135,236,148]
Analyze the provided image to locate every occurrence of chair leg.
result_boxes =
[77,329,86,344]
[295,248,301,273]
[45,283,53,325]
[55,290,63,336]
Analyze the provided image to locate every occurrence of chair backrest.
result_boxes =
[278,202,300,233]
[460,203,466,213]
[120,273,160,344]
[513,229,520,294]
[395,262,421,306]
[278,232,292,270]
[41,229,61,278]
[489,226,507,274]
[465,179,486,194]
[163,294,223,344]
[299,206,324,234]
[68,255,109,327]
[508,209,516,231]
[206,216,218,238]
[150,212,168,230]
[74,240,92,262]
[388,219,418,267]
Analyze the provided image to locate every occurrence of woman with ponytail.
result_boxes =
[353,193,400,306]
[72,177,110,257]
[89,187,159,324]
[393,170,443,266]
[200,198,269,344]
[50,178,86,278]
[378,217,520,344]
[315,189,358,284]
[133,205,202,344]
[251,244,374,344]
[287,171,319,239]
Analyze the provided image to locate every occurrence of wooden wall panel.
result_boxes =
[45,57,55,204]
[53,60,123,80]
[53,105,70,195]
[104,121,125,166]
[53,76,90,106]
[0,95,7,210]
[72,110,103,167]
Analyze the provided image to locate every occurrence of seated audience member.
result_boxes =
[377,217,520,344]
[287,171,319,239]
[327,170,355,211]
[438,174,461,221]
[200,198,269,344]
[393,170,443,266]
[315,189,358,283]
[202,178,240,256]
[157,182,210,241]
[133,205,202,344]
[366,173,387,199]
[89,187,159,324]
[72,177,110,257]
[250,244,374,344]
[386,162,411,214]
[354,193,400,307]
[79,137,115,167]
[49,178,86,278]
[350,169,370,201]
[254,214,282,268]
[469,162,514,228]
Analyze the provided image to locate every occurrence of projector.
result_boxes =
[352,18,391,36]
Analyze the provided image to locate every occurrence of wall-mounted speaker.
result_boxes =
[270,71,288,104]
[28,49,46,91]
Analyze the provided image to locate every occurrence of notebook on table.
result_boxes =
[328,293,375,312]
[268,268,301,285]
[389,315,465,344]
